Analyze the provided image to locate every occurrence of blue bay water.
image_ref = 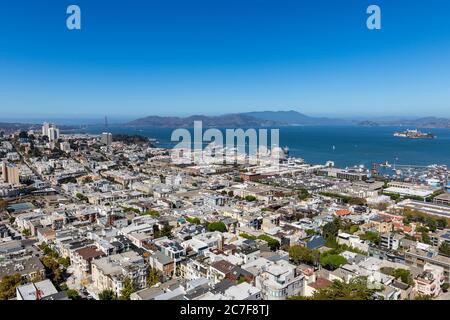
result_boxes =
[79,125,450,168]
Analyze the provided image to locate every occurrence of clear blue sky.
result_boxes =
[1,0,450,121]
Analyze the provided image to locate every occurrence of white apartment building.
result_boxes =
[414,263,445,297]
[91,251,147,296]
[243,258,304,300]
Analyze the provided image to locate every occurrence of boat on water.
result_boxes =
[379,160,391,168]
[393,129,435,139]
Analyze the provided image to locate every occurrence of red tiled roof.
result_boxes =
[75,246,105,261]
[309,277,332,290]
[336,209,350,216]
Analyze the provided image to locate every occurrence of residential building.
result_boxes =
[101,132,113,146]
[243,258,304,300]
[0,256,45,282]
[71,245,106,280]
[405,245,450,282]
[154,237,186,262]
[380,233,401,251]
[2,162,20,185]
[16,279,68,300]
[91,251,147,296]
[149,251,175,276]
[414,263,445,297]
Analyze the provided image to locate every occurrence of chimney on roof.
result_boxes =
[35,287,44,300]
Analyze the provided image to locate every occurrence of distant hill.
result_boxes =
[0,122,79,134]
[127,114,281,127]
[127,110,350,127]
[0,122,39,134]
[242,110,350,125]
[358,117,450,128]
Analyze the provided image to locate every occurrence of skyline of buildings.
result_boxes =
[1,1,450,309]
[0,122,450,302]
[42,122,60,142]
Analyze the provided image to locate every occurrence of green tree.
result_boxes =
[0,274,23,300]
[322,218,341,239]
[392,269,414,285]
[439,242,450,256]
[389,193,401,201]
[415,226,429,233]
[237,276,247,284]
[40,256,62,283]
[153,224,174,239]
[437,218,448,230]
[360,231,381,245]
[403,209,450,230]
[119,277,136,300]
[65,289,81,300]
[186,217,201,225]
[39,242,53,256]
[147,268,160,287]
[76,193,88,202]
[160,224,173,237]
[298,188,310,200]
[207,221,227,233]
[290,276,380,300]
[421,231,431,245]
[58,257,71,268]
[143,209,160,218]
[257,235,280,250]
[239,233,257,240]
[244,195,257,202]
[122,206,140,214]
[325,236,339,249]
[320,254,347,270]
[347,197,366,206]
[98,289,116,300]
[289,245,318,265]
[342,224,359,234]
[425,217,438,232]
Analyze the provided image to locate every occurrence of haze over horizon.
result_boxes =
[1,0,450,119]
[0,110,446,127]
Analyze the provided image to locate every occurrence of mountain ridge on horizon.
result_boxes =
[2,111,450,129]
[126,110,450,128]
[126,110,351,127]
